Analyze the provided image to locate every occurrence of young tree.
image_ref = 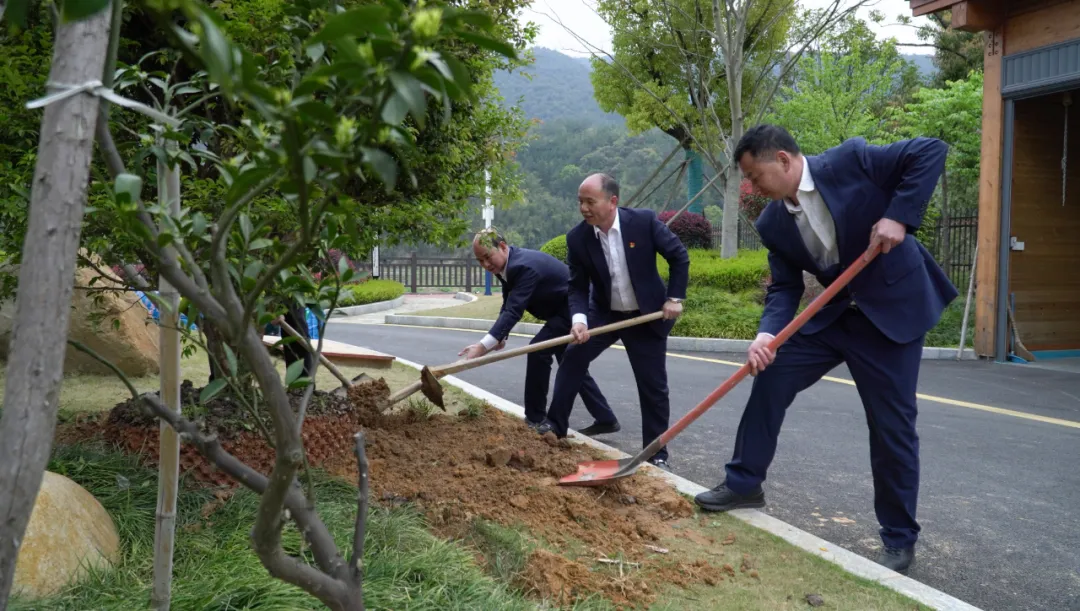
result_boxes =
[0,2,114,603]
[0,1,519,609]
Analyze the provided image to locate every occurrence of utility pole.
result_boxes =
[482,168,493,296]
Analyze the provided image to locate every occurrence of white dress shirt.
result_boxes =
[479,250,511,350]
[759,158,839,342]
[572,211,638,328]
[784,158,838,269]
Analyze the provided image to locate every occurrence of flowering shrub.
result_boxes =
[739,179,770,222]
[658,211,712,249]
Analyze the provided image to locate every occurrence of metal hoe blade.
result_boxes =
[558,457,643,487]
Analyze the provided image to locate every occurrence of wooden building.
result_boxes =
[908,0,1080,363]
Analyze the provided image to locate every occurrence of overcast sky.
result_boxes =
[519,0,934,57]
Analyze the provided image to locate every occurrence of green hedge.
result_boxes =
[659,248,770,292]
[671,287,762,340]
[540,234,567,263]
[339,279,405,308]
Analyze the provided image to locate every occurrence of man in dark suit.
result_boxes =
[459,228,614,429]
[537,173,690,470]
[692,124,957,573]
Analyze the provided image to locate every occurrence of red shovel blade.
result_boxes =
[556,244,883,488]
[557,457,639,486]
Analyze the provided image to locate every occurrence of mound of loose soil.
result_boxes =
[87,377,731,608]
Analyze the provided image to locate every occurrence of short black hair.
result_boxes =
[733,124,800,163]
[596,173,620,198]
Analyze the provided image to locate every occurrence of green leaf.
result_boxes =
[239,214,253,242]
[4,0,31,28]
[456,32,516,60]
[308,6,391,46]
[226,166,274,206]
[337,252,350,277]
[381,92,410,125]
[285,359,306,386]
[61,0,110,22]
[305,42,326,62]
[191,213,208,239]
[114,173,143,204]
[199,379,227,403]
[193,7,236,94]
[389,72,427,126]
[303,156,317,183]
[297,100,338,125]
[248,238,274,251]
[361,147,397,191]
[223,344,238,375]
[288,376,312,390]
[443,8,494,29]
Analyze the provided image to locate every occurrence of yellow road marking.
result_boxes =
[379,323,1080,430]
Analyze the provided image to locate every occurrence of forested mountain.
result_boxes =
[475,47,937,250]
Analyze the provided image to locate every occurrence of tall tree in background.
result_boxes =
[588,0,792,214]
[884,9,983,86]
[767,15,921,154]
[890,69,983,268]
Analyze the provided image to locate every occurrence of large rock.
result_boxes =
[12,471,121,600]
[0,259,160,376]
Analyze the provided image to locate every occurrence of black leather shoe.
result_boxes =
[577,420,621,436]
[877,546,915,573]
[535,421,564,438]
[693,482,765,512]
[647,457,670,471]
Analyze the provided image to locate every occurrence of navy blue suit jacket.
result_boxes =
[565,207,690,334]
[487,246,574,342]
[755,136,959,345]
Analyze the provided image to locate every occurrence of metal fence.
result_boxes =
[710,221,763,251]
[710,214,978,287]
[367,253,485,292]
[369,214,978,292]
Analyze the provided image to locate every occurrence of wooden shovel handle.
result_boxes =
[434,310,666,378]
[275,317,353,388]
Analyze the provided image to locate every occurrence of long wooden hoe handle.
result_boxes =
[434,310,665,377]
[275,316,354,389]
[384,310,665,406]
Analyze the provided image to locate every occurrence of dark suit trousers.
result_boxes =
[523,316,611,424]
[724,307,924,548]
[546,310,672,462]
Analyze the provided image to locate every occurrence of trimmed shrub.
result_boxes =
[540,234,567,263]
[339,279,404,308]
[658,248,770,292]
[670,286,762,340]
[739,179,770,222]
[658,211,712,249]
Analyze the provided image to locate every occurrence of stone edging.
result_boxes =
[453,292,477,302]
[389,354,984,611]
[329,295,406,318]
[385,315,979,361]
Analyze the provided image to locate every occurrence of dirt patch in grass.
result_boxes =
[79,374,731,608]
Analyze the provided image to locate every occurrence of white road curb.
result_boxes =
[330,295,406,317]
[385,315,980,361]
[389,355,984,611]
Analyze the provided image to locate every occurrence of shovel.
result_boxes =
[384,310,666,410]
[558,243,883,487]
[274,316,370,395]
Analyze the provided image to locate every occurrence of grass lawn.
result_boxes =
[412,295,507,320]
[6,345,932,610]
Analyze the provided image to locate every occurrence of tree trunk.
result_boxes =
[152,147,182,611]
[0,5,113,604]
[717,0,745,259]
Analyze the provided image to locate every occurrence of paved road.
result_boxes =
[327,321,1080,611]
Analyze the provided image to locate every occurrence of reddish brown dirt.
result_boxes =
[72,377,736,609]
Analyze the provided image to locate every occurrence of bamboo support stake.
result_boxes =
[152,142,182,611]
